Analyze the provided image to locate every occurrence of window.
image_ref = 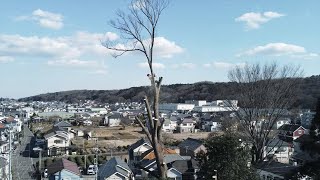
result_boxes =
[54,140,63,144]
[298,130,303,134]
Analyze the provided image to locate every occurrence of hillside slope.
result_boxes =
[19,75,320,109]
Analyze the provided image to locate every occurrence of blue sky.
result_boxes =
[0,0,319,98]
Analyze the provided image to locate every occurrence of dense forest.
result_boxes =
[19,75,320,109]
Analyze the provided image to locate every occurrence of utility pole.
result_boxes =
[95,139,98,180]
[39,149,42,179]
[84,155,87,171]
[8,123,12,180]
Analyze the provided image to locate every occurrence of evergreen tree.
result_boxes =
[196,134,257,180]
[310,98,320,141]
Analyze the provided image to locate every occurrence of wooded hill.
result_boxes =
[19,75,320,109]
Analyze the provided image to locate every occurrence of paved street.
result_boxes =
[12,124,37,180]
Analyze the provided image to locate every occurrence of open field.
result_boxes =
[31,122,212,153]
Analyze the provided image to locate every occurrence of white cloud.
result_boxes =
[48,59,107,74]
[138,62,165,69]
[0,34,80,58]
[0,32,117,73]
[204,61,246,69]
[16,9,63,30]
[172,63,196,69]
[112,37,184,58]
[47,59,100,68]
[235,11,285,30]
[153,37,184,58]
[0,56,14,63]
[238,43,319,59]
[0,32,117,59]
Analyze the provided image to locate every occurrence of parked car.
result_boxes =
[43,169,48,178]
[87,165,96,175]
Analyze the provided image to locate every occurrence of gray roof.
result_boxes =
[181,118,194,124]
[140,154,191,169]
[98,157,131,179]
[109,113,121,119]
[164,154,191,164]
[257,161,297,177]
[178,138,204,151]
[266,138,291,147]
[44,126,68,139]
[53,121,72,127]
[279,124,302,131]
[171,159,198,173]
[129,138,151,151]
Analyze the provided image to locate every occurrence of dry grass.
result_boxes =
[31,122,53,134]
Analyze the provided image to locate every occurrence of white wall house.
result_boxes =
[167,168,182,180]
[177,119,195,133]
[105,113,121,127]
[89,108,108,115]
[159,103,195,112]
[193,106,234,113]
[162,119,177,133]
[264,139,293,164]
[128,139,153,171]
[275,118,291,129]
[185,100,207,107]
[44,129,70,156]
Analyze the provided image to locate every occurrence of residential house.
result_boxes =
[0,157,9,180]
[98,156,133,180]
[168,159,199,180]
[53,121,72,131]
[128,138,153,171]
[178,138,206,157]
[47,158,82,180]
[264,138,293,164]
[138,153,192,179]
[0,124,7,141]
[44,127,70,156]
[278,124,306,141]
[257,161,297,180]
[275,118,291,129]
[177,118,195,133]
[83,120,92,126]
[162,118,177,133]
[3,116,22,133]
[201,116,222,132]
[53,121,74,139]
[0,141,9,154]
[105,113,121,127]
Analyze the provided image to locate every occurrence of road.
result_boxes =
[12,124,37,180]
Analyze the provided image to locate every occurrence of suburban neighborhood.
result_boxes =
[0,97,319,179]
[1,0,320,179]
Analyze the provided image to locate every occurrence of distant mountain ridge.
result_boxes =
[19,75,320,109]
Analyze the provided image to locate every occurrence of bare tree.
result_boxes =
[103,0,169,178]
[227,63,302,165]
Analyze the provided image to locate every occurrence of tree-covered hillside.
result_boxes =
[19,75,320,109]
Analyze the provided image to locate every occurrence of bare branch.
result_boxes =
[135,115,152,143]
[228,62,303,164]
